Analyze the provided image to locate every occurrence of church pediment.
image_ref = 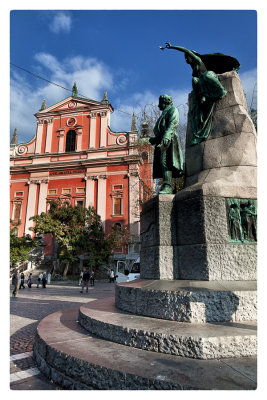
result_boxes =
[53,98,96,111]
[35,96,113,116]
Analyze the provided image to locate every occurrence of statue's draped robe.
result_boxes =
[189,52,240,145]
[151,105,184,178]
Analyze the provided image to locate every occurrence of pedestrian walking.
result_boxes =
[42,272,47,288]
[109,269,115,283]
[47,272,51,284]
[37,272,43,288]
[19,271,25,290]
[11,269,19,297]
[90,270,95,286]
[27,273,33,288]
[80,268,90,293]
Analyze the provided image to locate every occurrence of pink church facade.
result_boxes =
[10,90,153,266]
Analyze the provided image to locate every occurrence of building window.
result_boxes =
[48,189,57,195]
[15,191,24,197]
[65,130,76,152]
[113,197,122,216]
[112,184,123,191]
[76,200,84,207]
[114,222,122,229]
[141,151,148,162]
[67,117,76,127]
[76,187,85,193]
[62,188,71,194]
[13,203,22,220]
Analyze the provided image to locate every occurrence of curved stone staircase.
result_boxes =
[33,280,257,390]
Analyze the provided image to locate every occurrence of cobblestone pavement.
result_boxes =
[10,280,115,390]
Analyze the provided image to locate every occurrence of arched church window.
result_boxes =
[65,130,76,152]
[141,151,148,162]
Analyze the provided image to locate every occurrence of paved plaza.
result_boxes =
[10,280,115,390]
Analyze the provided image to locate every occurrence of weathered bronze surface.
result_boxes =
[226,198,257,243]
[160,43,240,145]
[148,94,184,194]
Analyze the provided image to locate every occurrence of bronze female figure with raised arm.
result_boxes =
[160,43,240,145]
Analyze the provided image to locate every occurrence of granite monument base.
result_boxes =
[140,194,257,281]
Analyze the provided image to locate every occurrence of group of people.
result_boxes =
[78,267,117,294]
[79,268,95,294]
[12,266,117,298]
[11,270,51,297]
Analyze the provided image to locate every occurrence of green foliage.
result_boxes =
[29,201,126,274]
[10,221,37,267]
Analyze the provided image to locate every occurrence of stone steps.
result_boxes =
[115,279,257,322]
[33,306,257,390]
[78,297,257,360]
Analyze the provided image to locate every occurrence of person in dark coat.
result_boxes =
[12,269,19,297]
[90,270,95,286]
[149,94,184,193]
[42,272,47,288]
[80,268,90,293]
[19,271,25,289]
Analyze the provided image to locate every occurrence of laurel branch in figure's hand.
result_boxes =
[159,42,171,50]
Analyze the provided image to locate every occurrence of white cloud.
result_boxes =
[10,53,114,143]
[10,58,257,144]
[49,12,72,34]
[34,53,63,74]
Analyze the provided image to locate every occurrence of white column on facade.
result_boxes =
[24,182,37,236]
[97,175,107,230]
[58,130,65,153]
[85,177,95,208]
[76,128,83,151]
[45,119,53,153]
[128,169,140,236]
[89,113,97,148]
[35,120,43,154]
[100,112,108,148]
[37,179,48,214]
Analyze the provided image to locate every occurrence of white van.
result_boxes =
[115,258,140,283]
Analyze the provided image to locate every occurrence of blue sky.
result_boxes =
[10,9,257,143]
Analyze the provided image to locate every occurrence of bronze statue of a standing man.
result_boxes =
[149,94,184,194]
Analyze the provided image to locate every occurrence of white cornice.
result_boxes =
[10,154,142,174]
[35,96,113,116]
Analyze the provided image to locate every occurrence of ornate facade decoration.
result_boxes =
[10,89,153,265]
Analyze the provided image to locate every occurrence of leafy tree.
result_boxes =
[30,201,125,278]
[10,221,37,268]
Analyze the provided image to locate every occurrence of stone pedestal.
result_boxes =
[174,70,257,281]
[176,195,257,280]
[183,71,257,198]
[140,193,257,281]
[140,194,177,280]
[113,70,257,361]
